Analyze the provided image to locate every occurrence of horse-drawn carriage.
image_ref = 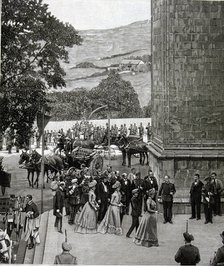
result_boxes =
[66,147,103,175]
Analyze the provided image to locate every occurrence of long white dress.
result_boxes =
[74,190,98,234]
[97,191,122,235]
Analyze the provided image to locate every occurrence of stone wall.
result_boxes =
[150,0,224,198]
[152,0,224,148]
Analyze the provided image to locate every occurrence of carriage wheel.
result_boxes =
[89,155,103,176]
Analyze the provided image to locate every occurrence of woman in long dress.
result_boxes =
[98,181,122,235]
[74,180,99,234]
[134,188,159,247]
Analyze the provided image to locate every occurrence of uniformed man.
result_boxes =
[158,175,176,224]
[211,231,224,266]
[54,242,77,264]
[175,232,200,265]
[202,176,215,224]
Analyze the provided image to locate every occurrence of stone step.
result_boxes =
[33,210,50,264]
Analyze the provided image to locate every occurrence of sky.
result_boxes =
[43,0,151,30]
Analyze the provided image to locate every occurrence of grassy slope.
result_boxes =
[61,20,151,107]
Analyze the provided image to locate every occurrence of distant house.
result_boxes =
[119,59,145,72]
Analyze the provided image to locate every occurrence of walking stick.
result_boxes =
[65,229,67,243]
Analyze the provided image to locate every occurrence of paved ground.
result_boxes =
[1,147,223,265]
[42,209,223,265]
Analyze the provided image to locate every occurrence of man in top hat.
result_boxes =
[54,242,77,264]
[68,179,80,225]
[126,188,142,238]
[53,182,65,233]
[175,232,200,265]
[211,231,224,266]
[158,175,176,224]
[96,175,110,222]
[120,173,132,215]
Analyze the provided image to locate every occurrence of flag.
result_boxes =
[37,112,51,136]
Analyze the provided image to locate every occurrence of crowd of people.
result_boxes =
[1,163,224,264]
[0,120,152,153]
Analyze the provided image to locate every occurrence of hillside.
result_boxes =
[60,20,151,107]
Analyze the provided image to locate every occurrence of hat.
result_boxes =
[59,181,65,186]
[204,176,211,181]
[89,180,97,188]
[147,188,156,196]
[220,231,224,240]
[62,242,72,251]
[122,173,127,177]
[132,189,139,195]
[71,179,78,184]
[183,232,194,242]
[112,181,121,189]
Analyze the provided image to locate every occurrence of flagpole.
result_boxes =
[40,107,45,214]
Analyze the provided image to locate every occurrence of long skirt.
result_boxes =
[134,212,158,247]
[23,217,40,244]
[75,202,97,234]
[97,205,122,235]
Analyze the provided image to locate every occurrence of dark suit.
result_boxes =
[175,244,200,265]
[54,252,77,264]
[53,188,65,231]
[190,180,203,219]
[212,245,224,266]
[143,176,158,209]
[96,181,109,222]
[126,194,142,237]
[202,182,215,223]
[131,178,144,211]
[120,179,132,215]
[213,179,223,216]
[158,182,176,222]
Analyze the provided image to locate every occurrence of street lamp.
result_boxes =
[88,104,111,165]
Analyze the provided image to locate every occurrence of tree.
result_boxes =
[89,71,143,118]
[1,0,82,146]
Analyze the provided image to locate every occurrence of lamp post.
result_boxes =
[88,104,111,165]
[40,107,45,214]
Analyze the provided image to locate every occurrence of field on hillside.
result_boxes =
[57,20,151,108]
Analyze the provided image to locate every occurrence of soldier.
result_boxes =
[175,232,200,265]
[54,242,77,264]
[210,231,224,266]
[138,122,144,139]
[158,175,176,224]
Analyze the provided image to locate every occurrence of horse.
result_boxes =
[19,151,41,188]
[0,229,12,264]
[117,135,149,167]
[30,150,64,182]
[72,139,95,149]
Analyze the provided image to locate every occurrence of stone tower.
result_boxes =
[150,0,224,197]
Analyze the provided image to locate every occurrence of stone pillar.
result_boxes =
[150,0,224,197]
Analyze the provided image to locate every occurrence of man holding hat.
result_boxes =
[54,242,77,264]
[126,188,142,238]
[175,232,200,265]
[211,231,224,266]
[68,179,80,225]
[53,182,65,233]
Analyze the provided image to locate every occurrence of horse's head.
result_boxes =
[0,229,11,263]
[19,151,29,165]
[116,135,128,149]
